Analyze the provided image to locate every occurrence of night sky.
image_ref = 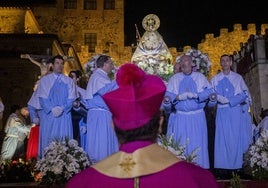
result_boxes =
[124,0,268,49]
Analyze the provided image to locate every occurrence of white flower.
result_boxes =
[136,60,174,82]
[35,138,91,185]
[157,134,199,163]
[176,49,212,77]
[84,55,101,77]
[243,129,268,179]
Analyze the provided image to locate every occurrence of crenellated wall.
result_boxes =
[197,24,268,79]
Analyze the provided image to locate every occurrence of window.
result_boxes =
[64,0,77,9]
[104,0,115,10]
[84,0,97,10]
[85,33,97,52]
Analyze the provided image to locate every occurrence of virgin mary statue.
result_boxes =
[131,14,173,81]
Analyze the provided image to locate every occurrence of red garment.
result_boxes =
[26,125,39,160]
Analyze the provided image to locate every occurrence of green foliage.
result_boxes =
[230,172,242,188]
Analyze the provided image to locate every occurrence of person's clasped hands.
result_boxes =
[163,96,171,104]
[176,92,198,101]
[52,106,64,117]
[187,92,198,99]
[216,95,229,104]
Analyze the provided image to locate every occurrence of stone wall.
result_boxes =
[235,36,268,123]
[0,7,26,33]
[31,0,126,67]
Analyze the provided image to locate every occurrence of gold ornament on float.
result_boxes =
[142,14,160,32]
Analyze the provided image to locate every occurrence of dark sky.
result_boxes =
[124,0,268,49]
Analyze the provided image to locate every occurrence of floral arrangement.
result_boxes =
[84,55,100,78]
[136,60,174,82]
[176,48,212,77]
[84,55,118,79]
[243,130,268,180]
[34,138,91,185]
[157,134,199,163]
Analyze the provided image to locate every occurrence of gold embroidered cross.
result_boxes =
[119,156,136,173]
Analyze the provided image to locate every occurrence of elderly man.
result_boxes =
[163,55,213,169]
